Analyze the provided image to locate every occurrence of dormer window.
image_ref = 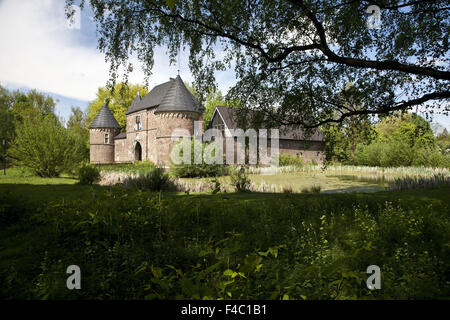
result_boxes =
[104,133,109,144]
[135,115,142,131]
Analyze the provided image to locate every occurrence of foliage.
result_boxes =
[10,89,56,123]
[278,154,304,167]
[353,113,448,168]
[67,107,89,161]
[73,0,449,127]
[87,83,148,130]
[78,163,100,185]
[170,139,228,178]
[99,160,157,174]
[0,86,57,159]
[202,90,226,128]
[436,129,450,155]
[301,185,321,194]
[229,166,251,192]
[0,85,14,149]
[377,113,435,148]
[122,167,177,191]
[7,116,85,177]
[354,138,449,168]
[1,184,449,299]
[321,85,377,163]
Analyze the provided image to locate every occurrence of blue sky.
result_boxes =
[0,0,448,131]
[0,0,236,123]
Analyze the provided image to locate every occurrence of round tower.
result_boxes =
[154,75,204,166]
[89,103,121,164]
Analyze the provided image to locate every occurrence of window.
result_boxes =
[104,133,109,144]
[135,116,142,131]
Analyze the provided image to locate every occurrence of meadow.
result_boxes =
[0,165,449,299]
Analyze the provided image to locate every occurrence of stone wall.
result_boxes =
[279,139,325,164]
[114,138,129,163]
[89,128,119,164]
[155,111,199,166]
[219,137,325,165]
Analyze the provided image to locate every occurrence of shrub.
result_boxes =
[78,163,100,185]
[8,115,84,177]
[354,141,385,166]
[211,178,221,194]
[99,160,156,174]
[122,167,176,191]
[170,139,228,178]
[278,154,304,167]
[411,146,450,168]
[301,185,321,193]
[229,166,251,192]
[354,136,449,168]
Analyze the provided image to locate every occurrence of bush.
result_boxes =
[278,154,304,167]
[99,160,156,174]
[355,139,450,168]
[301,185,321,193]
[122,167,176,191]
[78,163,100,185]
[411,146,450,168]
[1,185,450,299]
[354,141,385,166]
[170,139,228,178]
[229,166,251,192]
[7,115,84,177]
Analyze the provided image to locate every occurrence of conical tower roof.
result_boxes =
[155,75,201,114]
[88,103,121,129]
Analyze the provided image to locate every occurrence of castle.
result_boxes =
[89,75,325,165]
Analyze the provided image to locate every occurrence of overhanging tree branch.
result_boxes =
[289,0,450,80]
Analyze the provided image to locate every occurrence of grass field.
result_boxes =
[1,166,449,299]
[0,167,78,185]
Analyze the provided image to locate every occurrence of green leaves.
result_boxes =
[87,83,148,130]
[165,0,178,10]
[81,0,449,128]
[8,115,84,177]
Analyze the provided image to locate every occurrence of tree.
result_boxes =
[70,0,449,128]
[67,106,90,161]
[436,128,450,154]
[376,112,435,148]
[353,112,447,167]
[0,85,14,147]
[11,89,56,123]
[203,90,226,128]
[8,115,84,177]
[321,83,376,163]
[87,83,148,130]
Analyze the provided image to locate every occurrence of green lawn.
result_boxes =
[0,167,78,185]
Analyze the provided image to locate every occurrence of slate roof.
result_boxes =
[89,103,121,129]
[114,132,127,139]
[126,75,203,115]
[210,106,325,142]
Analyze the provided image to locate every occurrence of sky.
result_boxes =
[0,0,448,130]
[0,0,237,123]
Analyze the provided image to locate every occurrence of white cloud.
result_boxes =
[0,0,202,101]
[0,0,110,101]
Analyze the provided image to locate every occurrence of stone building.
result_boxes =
[89,75,325,165]
[208,106,325,164]
[89,75,203,165]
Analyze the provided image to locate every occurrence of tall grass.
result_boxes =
[389,174,450,191]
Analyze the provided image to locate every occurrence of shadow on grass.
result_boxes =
[1,182,449,210]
